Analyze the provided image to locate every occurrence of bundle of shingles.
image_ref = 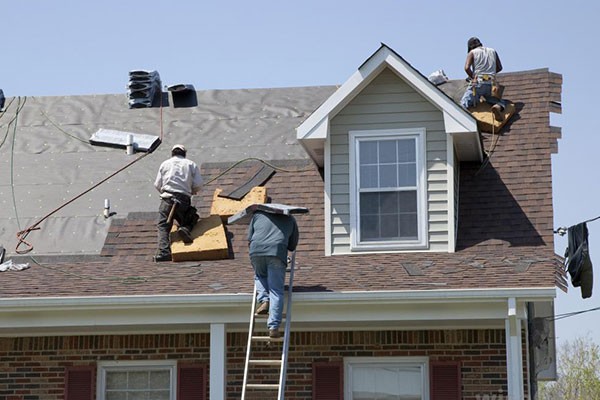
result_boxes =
[127,70,161,108]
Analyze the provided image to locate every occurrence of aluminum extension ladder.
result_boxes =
[241,252,296,400]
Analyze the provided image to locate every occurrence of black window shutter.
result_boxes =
[178,364,206,400]
[65,366,94,400]
[430,361,461,400]
[313,361,343,400]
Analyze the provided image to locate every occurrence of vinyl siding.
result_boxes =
[329,68,449,254]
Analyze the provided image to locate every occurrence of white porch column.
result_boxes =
[505,298,524,400]
[210,323,227,400]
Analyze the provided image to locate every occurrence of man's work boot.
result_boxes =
[178,227,193,244]
[491,104,504,122]
[154,253,172,262]
[269,328,281,339]
[255,301,269,315]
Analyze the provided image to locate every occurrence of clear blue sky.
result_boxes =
[2,1,598,346]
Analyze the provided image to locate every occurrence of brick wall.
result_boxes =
[0,329,523,400]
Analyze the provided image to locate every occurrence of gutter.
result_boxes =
[0,287,557,311]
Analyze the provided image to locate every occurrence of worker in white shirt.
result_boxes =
[153,144,203,262]
[460,37,507,121]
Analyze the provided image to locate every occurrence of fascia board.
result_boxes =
[381,51,477,133]
[296,49,388,141]
[0,287,556,311]
[0,288,555,335]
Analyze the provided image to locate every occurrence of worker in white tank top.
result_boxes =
[460,37,507,120]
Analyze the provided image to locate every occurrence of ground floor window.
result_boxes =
[97,360,176,400]
[345,357,429,400]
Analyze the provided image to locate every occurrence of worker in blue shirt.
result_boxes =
[248,210,299,338]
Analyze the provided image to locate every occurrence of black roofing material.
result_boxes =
[127,70,162,108]
[219,164,276,200]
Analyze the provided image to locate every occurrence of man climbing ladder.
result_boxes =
[228,203,307,399]
[248,209,299,338]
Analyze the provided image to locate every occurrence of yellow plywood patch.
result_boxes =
[170,215,229,262]
[470,101,516,134]
[210,186,268,219]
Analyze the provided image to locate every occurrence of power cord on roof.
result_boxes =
[0,96,26,151]
[475,109,501,175]
[31,96,91,144]
[15,151,152,254]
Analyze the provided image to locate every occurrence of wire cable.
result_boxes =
[554,215,600,236]
[30,96,91,144]
[546,306,600,321]
[15,151,151,254]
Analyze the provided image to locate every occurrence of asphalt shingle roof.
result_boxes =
[0,69,566,299]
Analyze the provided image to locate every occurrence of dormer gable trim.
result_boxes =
[297,43,483,166]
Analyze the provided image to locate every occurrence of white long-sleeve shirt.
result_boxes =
[154,155,203,198]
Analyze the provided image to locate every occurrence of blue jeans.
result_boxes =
[251,255,286,330]
[460,81,507,109]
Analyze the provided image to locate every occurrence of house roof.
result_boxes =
[0,64,565,300]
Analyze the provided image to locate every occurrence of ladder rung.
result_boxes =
[251,335,284,342]
[254,313,286,319]
[246,383,280,390]
[249,359,282,366]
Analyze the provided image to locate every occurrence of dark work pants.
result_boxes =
[156,194,198,257]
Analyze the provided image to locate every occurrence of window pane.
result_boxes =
[398,191,417,213]
[155,391,171,400]
[128,393,146,400]
[399,214,418,238]
[360,192,379,214]
[351,365,422,400]
[380,215,399,239]
[360,215,379,240]
[378,140,397,163]
[106,392,127,400]
[149,370,170,389]
[360,165,378,189]
[379,164,397,188]
[360,141,378,164]
[380,192,399,213]
[398,163,416,187]
[128,371,148,389]
[398,138,416,162]
[106,372,127,390]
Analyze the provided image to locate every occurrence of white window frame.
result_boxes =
[344,356,430,400]
[96,360,177,400]
[349,128,428,251]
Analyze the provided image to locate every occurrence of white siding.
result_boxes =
[329,68,449,254]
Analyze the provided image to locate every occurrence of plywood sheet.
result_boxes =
[470,101,516,133]
[170,215,229,262]
[210,187,268,219]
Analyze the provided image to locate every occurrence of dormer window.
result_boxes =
[350,128,428,251]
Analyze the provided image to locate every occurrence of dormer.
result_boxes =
[297,44,482,255]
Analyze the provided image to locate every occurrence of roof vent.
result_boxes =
[167,83,197,108]
[0,89,5,111]
[127,70,162,108]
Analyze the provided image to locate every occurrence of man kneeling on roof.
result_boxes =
[249,209,299,338]
[153,144,203,262]
[460,37,507,121]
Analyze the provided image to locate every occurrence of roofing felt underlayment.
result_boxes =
[0,86,336,255]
